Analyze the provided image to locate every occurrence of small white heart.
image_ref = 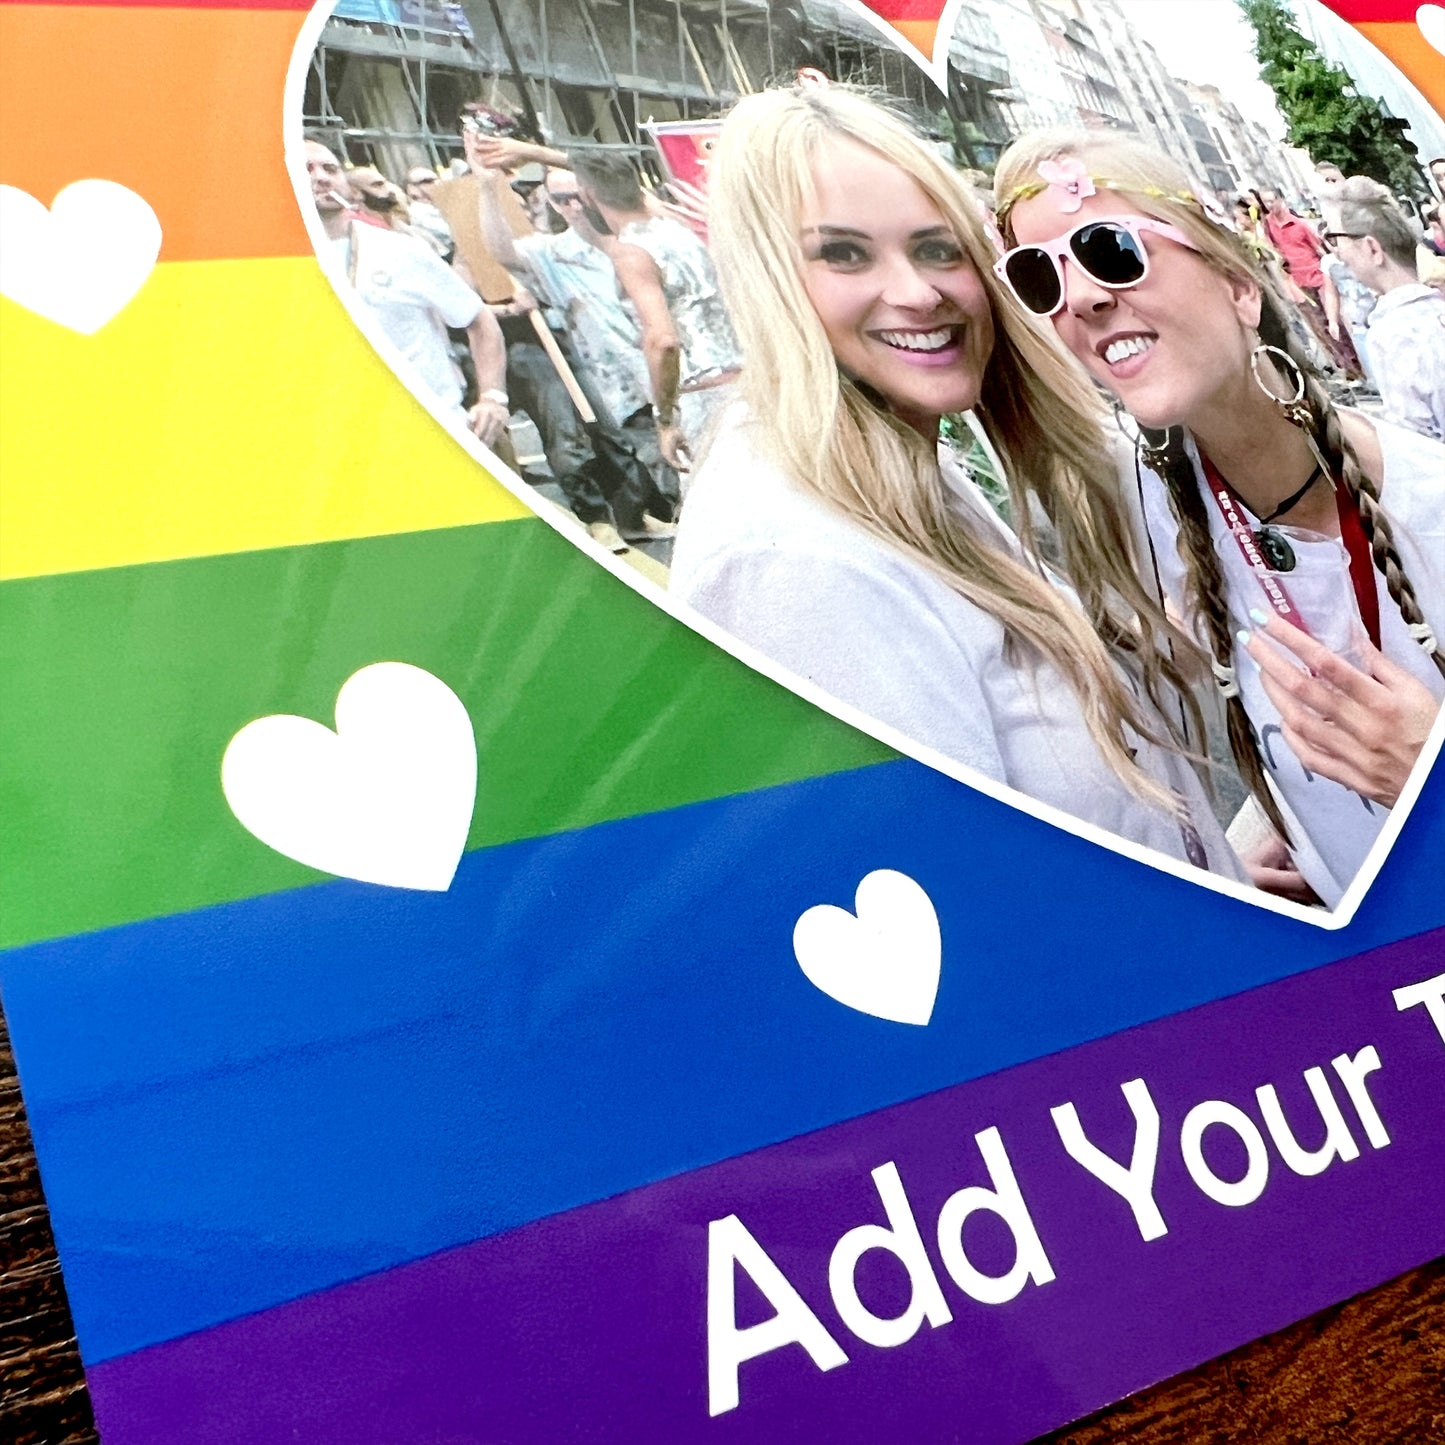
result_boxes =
[0,180,162,335]
[793,870,941,1026]
[222,662,477,891]
[1418,4,1445,55]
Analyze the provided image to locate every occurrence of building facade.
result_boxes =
[305,0,943,177]
[304,0,1307,203]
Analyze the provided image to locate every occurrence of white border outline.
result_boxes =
[282,0,1445,933]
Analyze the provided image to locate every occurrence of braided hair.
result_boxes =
[1142,423,1288,835]
[995,129,1444,838]
[1144,284,1444,837]
[1257,286,1444,685]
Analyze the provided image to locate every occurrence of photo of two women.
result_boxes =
[306,0,1445,910]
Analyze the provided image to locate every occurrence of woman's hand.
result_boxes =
[1241,613,1441,808]
[1238,829,1323,904]
[1227,796,1322,903]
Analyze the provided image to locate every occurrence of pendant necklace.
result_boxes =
[1240,461,1325,573]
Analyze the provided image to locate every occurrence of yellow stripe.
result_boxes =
[0,256,529,580]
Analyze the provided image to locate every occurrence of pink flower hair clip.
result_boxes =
[1037,158,1096,214]
[982,211,1006,257]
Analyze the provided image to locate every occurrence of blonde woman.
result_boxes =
[994,132,1443,906]
[670,87,1246,882]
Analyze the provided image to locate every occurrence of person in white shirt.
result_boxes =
[995,133,1444,907]
[304,139,508,444]
[1323,175,1445,443]
[671,87,1247,885]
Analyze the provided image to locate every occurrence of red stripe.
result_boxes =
[862,0,948,21]
[1313,0,1422,21]
[0,0,312,8]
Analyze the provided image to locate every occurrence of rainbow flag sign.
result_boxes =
[2,1,1442,1441]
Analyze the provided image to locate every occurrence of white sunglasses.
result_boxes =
[994,216,1199,316]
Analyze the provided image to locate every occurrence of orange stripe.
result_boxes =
[0,5,309,263]
[886,18,936,62]
[1355,23,1445,119]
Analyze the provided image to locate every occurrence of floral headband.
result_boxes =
[995,157,1206,225]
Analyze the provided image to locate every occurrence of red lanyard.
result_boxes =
[1199,453,1306,632]
[1199,451,1381,649]
[1334,486,1382,649]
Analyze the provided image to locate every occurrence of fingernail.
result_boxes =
[1248,607,1268,626]
[1237,629,1253,648]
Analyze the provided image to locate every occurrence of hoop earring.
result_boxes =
[1249,342,1332,477]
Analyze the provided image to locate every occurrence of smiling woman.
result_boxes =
[995,129,1445,907]
[669,86,1251,887]
[795,138,995,435]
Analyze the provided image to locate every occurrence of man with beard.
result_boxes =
[471,149,678,540]
[304,138,508,445]
[1328,176,1445,441]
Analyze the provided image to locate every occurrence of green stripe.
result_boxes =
[0,519,891,950]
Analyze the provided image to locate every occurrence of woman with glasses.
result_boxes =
[994,133,1443,906]
[670,87,1248,883]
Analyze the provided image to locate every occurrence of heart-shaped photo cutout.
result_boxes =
[284,0,1445,929]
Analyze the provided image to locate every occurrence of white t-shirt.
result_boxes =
[331,221,481,411]
[1128,419,1444,905]
[671,414,1246,882]
[1365,283,1445,443]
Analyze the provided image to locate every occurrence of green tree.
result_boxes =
[1237,0,1425,198]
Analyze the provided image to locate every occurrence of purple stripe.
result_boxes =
[89,930,1445,1445]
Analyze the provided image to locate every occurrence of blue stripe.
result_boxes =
[3,757,1441,1363]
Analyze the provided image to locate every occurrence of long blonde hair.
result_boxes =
[708,87,1201,810]
[996,129,1445,834]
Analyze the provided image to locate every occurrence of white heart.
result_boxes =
[1418,4,1445,55]
[221,662,476,891]
[793,870,941,1026]
[0,180,162,335]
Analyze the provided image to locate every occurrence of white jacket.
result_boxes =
[672,414,1247,882]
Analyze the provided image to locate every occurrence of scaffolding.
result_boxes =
[303,0,943,179]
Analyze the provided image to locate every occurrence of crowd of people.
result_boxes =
[301,89,1443,907]
[1229,159,1445,443]
[304,109,738,553]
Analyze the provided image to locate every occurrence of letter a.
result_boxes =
[707,1214,848,1417]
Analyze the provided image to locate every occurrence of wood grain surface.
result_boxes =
[1,1004,1440,1445]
